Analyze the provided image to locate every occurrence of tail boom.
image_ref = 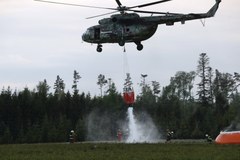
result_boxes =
[144,0,221,25]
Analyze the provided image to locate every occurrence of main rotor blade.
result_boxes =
[129,0,171,9]
[115,0,122,7]
[86,11,119,19]
[34,0,117,10]
[130,9,183,15]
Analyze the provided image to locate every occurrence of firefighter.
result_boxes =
[117,129,123,142]
[205,134,213,143]
[166,129,174,142]
[69,130,76,143]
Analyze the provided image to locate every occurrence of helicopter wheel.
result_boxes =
[136,42,143,51]
[119,41,125,47]
[97,44,102,52]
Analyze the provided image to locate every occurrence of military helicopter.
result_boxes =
[35,0,221,52]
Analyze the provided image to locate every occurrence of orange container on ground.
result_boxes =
[215,131,240,144]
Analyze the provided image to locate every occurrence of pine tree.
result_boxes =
[152,81,161,95]
[196,53,212,105]
[106,78,117,95]
[36,79,50,98]
[97,74,108,97]
[233,72,240,93]
[54,75,65,99]
[72,70,81,95]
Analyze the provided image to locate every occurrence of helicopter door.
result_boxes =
[94,28,100,39]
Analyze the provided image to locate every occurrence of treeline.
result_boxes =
[0,53,239,144]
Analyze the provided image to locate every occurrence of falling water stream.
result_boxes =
[126,107,160,143]
[126,107,141,142]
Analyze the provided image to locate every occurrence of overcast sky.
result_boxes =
[0,0,239,96]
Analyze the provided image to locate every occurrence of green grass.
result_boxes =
[0,142,239,160]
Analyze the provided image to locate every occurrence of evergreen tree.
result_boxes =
[196,53,212,105]
[152,81,161,95]
[105,78,117,95]
[36,79,50,98]
[207,67,214,104]
[137,75,157,116]
[139,74,148,95]
[54,75,65,99]
[213,70,235,104]
[213,70,236,132]
[97,74,108,97]
[233,72,240,93]
[72,70,81,95]
[35,79,50,121]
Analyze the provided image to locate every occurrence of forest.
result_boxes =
[0,53,239,144]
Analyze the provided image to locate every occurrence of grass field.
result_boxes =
[0,142,239,160]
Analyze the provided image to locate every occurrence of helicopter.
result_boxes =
[35,0,221,52]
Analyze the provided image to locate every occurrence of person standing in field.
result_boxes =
[69,130,77,143]
[166,129,174,143]
[117,129,122,142]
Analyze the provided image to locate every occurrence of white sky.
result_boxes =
[0,0,239,96]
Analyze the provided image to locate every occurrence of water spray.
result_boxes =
[123,73,161,143]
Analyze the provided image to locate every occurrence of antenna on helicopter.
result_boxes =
[200,19,206,27]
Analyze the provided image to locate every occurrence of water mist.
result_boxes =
[126,107,160,143]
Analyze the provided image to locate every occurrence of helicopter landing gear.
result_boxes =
[118,41,125,47]
[135,42,143,51]
[97,44,102,52]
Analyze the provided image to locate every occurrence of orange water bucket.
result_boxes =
[123,91,135,105]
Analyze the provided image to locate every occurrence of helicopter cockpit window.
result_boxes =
[85,29,90,35]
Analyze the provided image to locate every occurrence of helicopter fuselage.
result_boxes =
[82,13,158,49]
